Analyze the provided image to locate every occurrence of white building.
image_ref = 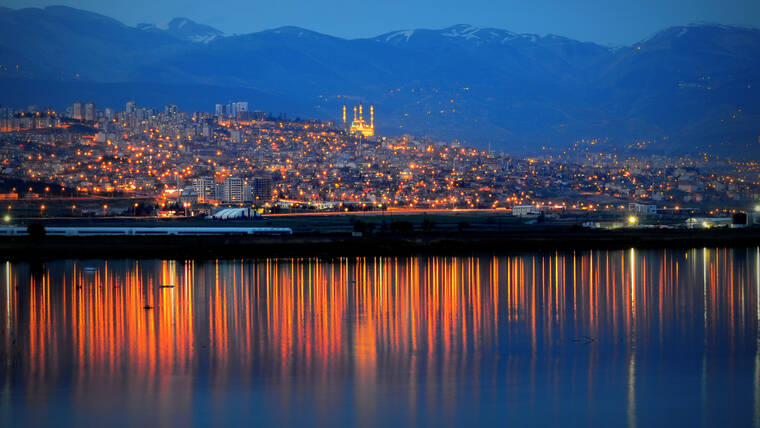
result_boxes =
[192,176,216,202]
[84,102,96,121]
[208,207,260,220]
[223,177,244,202]
[230,101,248,117]
[512,205,539,217]
[628,203,657,214]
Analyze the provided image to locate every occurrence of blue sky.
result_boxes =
[3,0,760,45]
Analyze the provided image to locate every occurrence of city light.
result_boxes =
[1,100,757,217]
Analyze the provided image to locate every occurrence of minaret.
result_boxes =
[359,105,364,122]
[342,105,347,125]
[353,106,358,122]
[370,105,374,130]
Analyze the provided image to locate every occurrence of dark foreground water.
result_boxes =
[1,248,759,427]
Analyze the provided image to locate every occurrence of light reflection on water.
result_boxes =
[0,248,759,427]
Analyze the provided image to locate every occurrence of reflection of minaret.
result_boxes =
[628,350,637,428]
[628,248,637,428]
[755,248,760,428]
[701,248,708,428]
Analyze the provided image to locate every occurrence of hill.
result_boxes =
[0,6,758,155]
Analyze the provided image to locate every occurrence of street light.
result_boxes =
[628,215,638,226]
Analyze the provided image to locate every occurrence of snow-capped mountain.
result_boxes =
[137,17,224,43]
[1,6,759,154]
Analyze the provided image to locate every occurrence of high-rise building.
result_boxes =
[250,176,273,201]
[215,101,248,118]
[165,104,178,116]
[84,102,96,121]
[223,177,244,202]
[231,101,248,117]
[104,108,114,120]
[192,176,216,202]
[125,101,136,114]
[71,101,83,120]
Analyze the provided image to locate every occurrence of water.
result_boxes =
[0,248,758,427]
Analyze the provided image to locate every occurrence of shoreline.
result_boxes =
[1,227,759,261]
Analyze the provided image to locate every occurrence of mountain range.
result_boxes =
[1,5,759,155]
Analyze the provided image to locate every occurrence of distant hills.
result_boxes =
[1,5,759,155]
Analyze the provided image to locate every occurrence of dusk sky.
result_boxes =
[3,0,760,45]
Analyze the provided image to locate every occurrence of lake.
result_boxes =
[1,248,758,427]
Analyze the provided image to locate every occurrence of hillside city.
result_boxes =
[1,100,759,218]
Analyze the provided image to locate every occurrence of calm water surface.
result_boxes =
[1,248,759,427]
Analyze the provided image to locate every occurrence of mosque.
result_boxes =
[342,104,374,137]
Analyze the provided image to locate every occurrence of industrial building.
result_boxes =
[208,207,261,220]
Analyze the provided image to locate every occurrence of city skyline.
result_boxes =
[2,99,757,221]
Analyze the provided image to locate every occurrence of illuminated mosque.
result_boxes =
[342,104,374,137]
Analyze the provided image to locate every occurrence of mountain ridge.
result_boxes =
[0,6,759,155]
